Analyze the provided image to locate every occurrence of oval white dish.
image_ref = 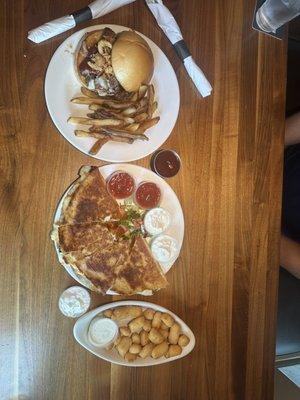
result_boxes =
[73,300,195,367]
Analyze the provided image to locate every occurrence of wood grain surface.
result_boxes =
[0,0,287,399]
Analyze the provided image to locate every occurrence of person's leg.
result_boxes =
[285,112,300,146]
[280,235,300,279]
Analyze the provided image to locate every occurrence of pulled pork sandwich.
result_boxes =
[76,27,154,100]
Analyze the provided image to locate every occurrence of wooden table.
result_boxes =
[1,0,287,399]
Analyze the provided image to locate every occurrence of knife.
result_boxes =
[28,0,136,44]
[145,0,212,97]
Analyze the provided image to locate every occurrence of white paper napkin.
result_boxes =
[28,0,135,43]
[146,0,212,97]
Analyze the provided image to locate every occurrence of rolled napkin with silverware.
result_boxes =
[28,0,136,43]
[146,0,212,97]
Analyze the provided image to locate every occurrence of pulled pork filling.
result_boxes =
[79,28,130,99]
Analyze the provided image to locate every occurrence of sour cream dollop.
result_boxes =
[58,286,90,318]
[144,207,171,236]
[88,317,118,348]
[151,235,179,263]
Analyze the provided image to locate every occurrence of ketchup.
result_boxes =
[135,182,161,209]
[107,171,135,199]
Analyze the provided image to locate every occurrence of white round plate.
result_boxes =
[53,164,184,295]
[45,24,180,162]
[73,300,195,366]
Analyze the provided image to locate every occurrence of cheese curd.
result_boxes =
[144,208,171,236]
[151,235,179,263]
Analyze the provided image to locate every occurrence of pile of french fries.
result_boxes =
[68,85,159,155]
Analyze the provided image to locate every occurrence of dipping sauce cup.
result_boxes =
[150,149,181,178]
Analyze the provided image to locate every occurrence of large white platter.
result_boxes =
[53,164,184,295]
[45,24,180,162]
[73,300,195,366]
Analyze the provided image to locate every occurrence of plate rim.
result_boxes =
[45,24,180,163]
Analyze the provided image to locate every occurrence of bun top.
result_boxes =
[112,31,154,92]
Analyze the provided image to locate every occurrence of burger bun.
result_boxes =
[112,30,154,93]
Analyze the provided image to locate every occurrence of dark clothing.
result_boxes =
[276,143,300,357]
[282,143,300,242]
[277,268,300,356]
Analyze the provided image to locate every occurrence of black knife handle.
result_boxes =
[173,40,191,61]
[72,6,93,24]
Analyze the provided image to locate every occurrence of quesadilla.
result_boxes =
[61,166,122,224]
[53,166,168,295]
[112,236,168,295]
[57,221,115,253]
[65,240,131,294]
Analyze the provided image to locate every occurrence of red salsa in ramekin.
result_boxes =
[107,171,135,200]
[135,181,161,209]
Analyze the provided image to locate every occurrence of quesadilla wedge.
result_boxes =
[56,221,115,253]
[112,236,168,295]
[60,166,122,224]
[65,240,131,294]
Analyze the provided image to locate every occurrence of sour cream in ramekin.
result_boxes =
[144,208,171,236]
[88,317,118,348]
[58,286,90,318]
[151,234,179,263]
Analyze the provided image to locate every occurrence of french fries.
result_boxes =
[134,112,148,123]
[75,130,106,139]
[88,104,106,111]
[89,138,109,155]
[69,84,160,154]
[100,127,148,141]
[72,97,135,109]
[149,101,158,118]
[68,116,122,127]
[76,129,136,143]
[125,123,141,133]
[138,85,148,100]
[138,117,160,132]
[75,130,134,155]
[135,97,148,112]
[87,112,135,125]
[147,84,154,118]
[130,92,138,102]
[102,100,136,110]
[122,106,137,116]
